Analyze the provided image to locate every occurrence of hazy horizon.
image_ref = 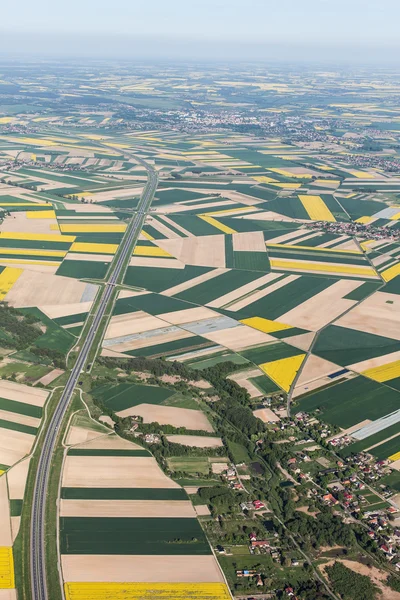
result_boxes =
[0,0,399,65]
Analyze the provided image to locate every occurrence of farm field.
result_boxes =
[4,61,400,600]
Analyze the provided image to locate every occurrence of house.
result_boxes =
[285,588,294,597]
[249,532,257,542]
[251,540,270,549]
[253,500,265,510]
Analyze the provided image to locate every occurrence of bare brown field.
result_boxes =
[61,555,224,583]
[165,435,223,447]
[118,404,214,431]
[253,408,280,423]
[278,280,361,331]
[336,291,400,340]
[60,499,195,518]
[62,456,180,488]
[0,475,12,546]
[156,234,226,268]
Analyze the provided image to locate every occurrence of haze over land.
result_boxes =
[1,0,400,62]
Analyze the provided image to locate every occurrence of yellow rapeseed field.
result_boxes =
[260,354,306,393]
[362,360,400,383]
[271,183,301,189]
[59,225,126,233]
[0,249,65,258]
[298,195,336,222]
[198,216,236,234]
[26,210,57,219]
[241,317,292,334]
[269,168,312,179]
[381,262,400,282]
[266,243,360,255]
[64,582,231,600]
[270,259,377,278]
[0,232,76,243]
[389,212,400,221]
[133,246,172,257]
[140,230,155,241]
[0,203,52,207]
[389,451,400,462]
[350,170,375,179]
[355,216,374,224]
[0,547,15,588]
[0,267,23,300]
[70,243,118,255]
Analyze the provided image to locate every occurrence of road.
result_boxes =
[30,152,158,600]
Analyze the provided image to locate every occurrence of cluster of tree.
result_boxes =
[285,512,356,550]
[325,562,378,600]
[197,485,244,515]
[97,355,202,381]
[157,440,226,458]
[288,577,331,600]
[0,304,42,350]
[361,140,383,152]
[30,347,66,369]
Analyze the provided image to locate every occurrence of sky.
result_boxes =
[0,0,398,63]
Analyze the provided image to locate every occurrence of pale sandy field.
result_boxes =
[106,327,193,354]
[7,456,31,499]
[0,262,58,274]
[101,348,130,359]
[281,331,316,351]
[129,256,185,269]
[64,253,112,263]
[2,212,59,234]
[195,505,211,516]
[212,461,229,474]
[104,311,167,339]
[348,350,400,374]
[36,368,64,386]
[156,234,226,268]
[60,499,196,518]
[228,368,265,398]
[296,355,342,386]
[5,270,96,308]
[204,324,275,350]
[244,209,298,222]
[0,429,36,465]
[166,435,223,447]
[73,434,141,451]
[0,380,48,406]
[65,426,106,447]
[88,186,144,202]
[232,231,266,252]
[207,273,280,309]
[62,456,180,488]
[158,306,218,325]
[336,291,400,340]
[0,475,12,546]
[41,300,94,320]
[253,408,280,423]
[118,404,214,431]
[277,280,362,331]
[61,555,224,583]
[0,589,17,600]
[0,409,40,429]
[162,268,229,297]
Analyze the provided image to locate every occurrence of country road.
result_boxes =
[30,151,158,600]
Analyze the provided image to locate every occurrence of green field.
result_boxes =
[297,376,400,428]
[60,517,211,554]
[92,382,174,411]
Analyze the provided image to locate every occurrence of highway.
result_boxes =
[30,152,158,600]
